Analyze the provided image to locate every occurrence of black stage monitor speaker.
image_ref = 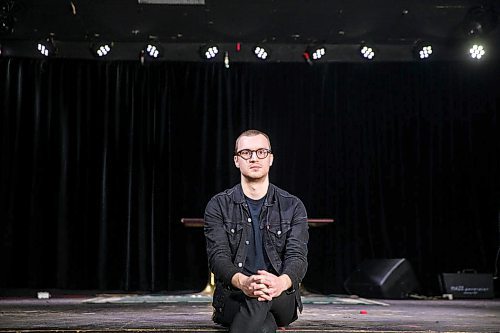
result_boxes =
[344,258,419,299]
[439,271,494,299]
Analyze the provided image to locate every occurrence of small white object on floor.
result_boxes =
[37,292,51,299]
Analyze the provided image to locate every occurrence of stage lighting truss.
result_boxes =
[14,40,499,62]
[413,41,433,60]
[253,45,269,60]
[91,42,113,57]
[37,37,56,57]
[360,45,375,60]
[200,44,219,60]
[469,43,486,60]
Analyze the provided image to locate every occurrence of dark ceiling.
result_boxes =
[1,0,499,61]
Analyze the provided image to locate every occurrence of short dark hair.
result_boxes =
[234,130,272,154]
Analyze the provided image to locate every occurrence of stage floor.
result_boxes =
[0,292,499,332]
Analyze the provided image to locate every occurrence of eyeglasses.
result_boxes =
[235,148,272,160]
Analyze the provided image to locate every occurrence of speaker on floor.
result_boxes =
[344,258,419,299]
[439,270,494,299]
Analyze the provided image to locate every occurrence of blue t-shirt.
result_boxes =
[243,195,271,275]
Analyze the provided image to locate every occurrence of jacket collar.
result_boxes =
[232,183,275,207]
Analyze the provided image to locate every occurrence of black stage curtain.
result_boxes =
[1,58,499,294]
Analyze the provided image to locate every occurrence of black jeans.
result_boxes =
[213,290,298,333]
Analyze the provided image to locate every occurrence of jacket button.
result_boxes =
[277,230,282,235]
[231,228,235,233]
[245,240,249,245]
[238,263,243,267]
[247,218,252,222]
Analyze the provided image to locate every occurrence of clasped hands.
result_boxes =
[232,270,292,302]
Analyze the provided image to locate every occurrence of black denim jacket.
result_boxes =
[204,183,309,312]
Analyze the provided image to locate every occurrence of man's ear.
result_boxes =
[269,154,274,166]
[234,155,240,168]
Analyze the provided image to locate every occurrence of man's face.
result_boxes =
[234,134,274,181]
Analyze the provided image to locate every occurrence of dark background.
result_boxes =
[1,58,499,295]
[2,0,500,61]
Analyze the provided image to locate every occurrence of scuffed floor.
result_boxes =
[0,294,499,332]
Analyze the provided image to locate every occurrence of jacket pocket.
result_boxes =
[223,222,243,253]
[267,220,291,253]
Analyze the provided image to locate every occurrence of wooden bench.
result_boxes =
[181,218,334,227]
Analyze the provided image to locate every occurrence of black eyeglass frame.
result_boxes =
[235,148,272,160]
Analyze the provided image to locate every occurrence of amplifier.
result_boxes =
[439,271,494,299]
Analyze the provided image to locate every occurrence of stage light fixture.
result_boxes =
[91,42,113,57]
[305,45,326,61]
[140,42,163,65]
[253,45,269,60]
[360,45,375,60]
[145,43,161,58]
[469,43,486,60]
[142,42,163,60]
[37,38,56,57]
[200,44,219,60]
[413,41,433,60]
